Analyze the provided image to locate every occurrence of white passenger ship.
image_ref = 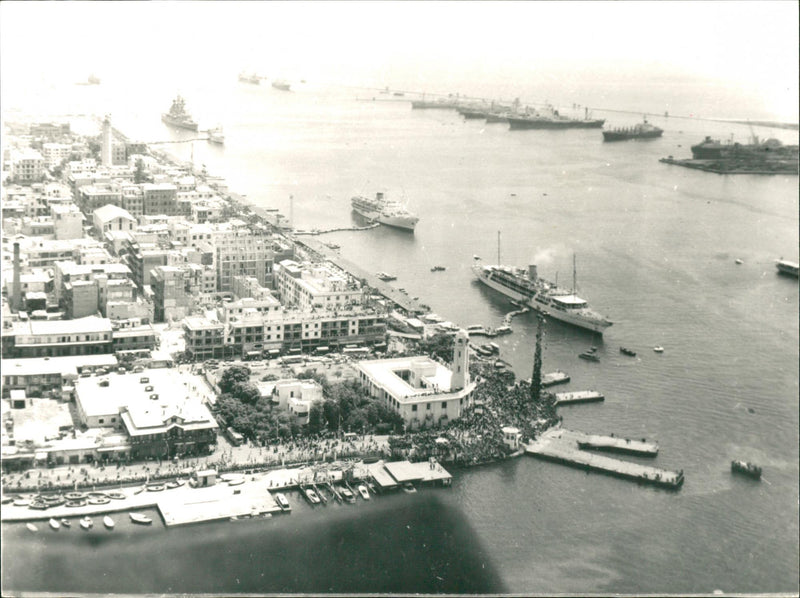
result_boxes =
[351,192,419,232]
[472,255,612,334]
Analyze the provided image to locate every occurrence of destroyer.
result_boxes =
[351,192,419,232]
[472,255,612,334]
[161,95,198,131]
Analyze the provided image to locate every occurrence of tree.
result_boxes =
[134,158,147,184]
[307,401,326,434]
[530,315,544,403]
[418,332,454,363]
[220,366,251,394]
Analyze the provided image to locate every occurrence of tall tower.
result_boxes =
[450,329,470,391]
[12,242,22,313]
[101,115,112,167]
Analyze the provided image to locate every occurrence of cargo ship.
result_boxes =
[472,255,612,334]
[508,106,605,130]
[161,95,198,131]
[603,118,663,141]
[351,192,419,232]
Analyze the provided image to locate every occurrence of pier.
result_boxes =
[296,237,427,314]
[526,429,683,490]
[542,371,570,387]
[554,390,604,406]
[570,431,659,456]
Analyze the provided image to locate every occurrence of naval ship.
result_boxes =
[161,95,198,131]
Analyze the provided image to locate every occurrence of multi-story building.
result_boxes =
[275,259,363,311]
[63,279,99,318]
[53,261,131,305]
[1,315,114,358]
[208,227,275,292]
[151,265,192,323]
[11,149,45,183]
[355,330,475,429]
[78,184,122,213]
[182,317,225,361]
[120,184,144,217]
[40,142,73,169]
[1,354,118,400]
[51,203,84,240]
[122,241,169,292]
[74,369,218,459]
[111,323,157,353]
[142,183,177,216]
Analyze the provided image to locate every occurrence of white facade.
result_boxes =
[51,203,84,240]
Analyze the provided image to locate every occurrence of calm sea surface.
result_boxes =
[2,78,798,594]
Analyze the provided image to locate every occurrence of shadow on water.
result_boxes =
[2,492,506,594]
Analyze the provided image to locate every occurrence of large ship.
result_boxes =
[508,106,605,130]
[472,255,612,334]
[603,118,663,141]
[351,192,419,232]
[161,95,198,131]
[660,135,799,174]
[271,80,291,91]
[238,72,260,85]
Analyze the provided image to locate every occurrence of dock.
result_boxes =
[296,237,427,314]
[554,390,604,405]
[526,429,683,490]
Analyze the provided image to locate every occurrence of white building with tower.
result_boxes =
[355,329,475,429]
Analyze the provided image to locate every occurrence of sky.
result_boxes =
[1,1,798,121]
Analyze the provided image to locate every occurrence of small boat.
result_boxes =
[366,481,378,494]
[430,266,446,272]
[620,347,637,357]
[340,487,356,503]
[60,518,71,528]
[275,493,290,511]
[357,484,370,500]
[65,492,86,501]
[133,486,146,495]
[49,518,61,530]
[65,499,86,508]
[129,512,153,525]
[207,127,225,145]
[26,523,38,533]
[145,484,165,492]
[731,460,762,480]
[88,496,111,504]
[653,346,665,353]
[28,501,49,510]
[402,482,417,494]
[103,516,115,529]
[165,480,181,489]
[494,325,512,335]
[579,351,600,362]
[305,488,321,504]
[734,258,743,265]
[106,491,126,500]
[376,272,397,282]
[227,477,245,486]
[13,498,31,507]
[79,516,93,530]
[1,496,14,505]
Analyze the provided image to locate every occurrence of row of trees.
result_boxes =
[213,366,404,444]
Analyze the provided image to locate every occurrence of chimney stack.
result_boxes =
[12,242,22,312]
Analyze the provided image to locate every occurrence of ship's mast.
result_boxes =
[572,254,577,296]
[497,230,501,264]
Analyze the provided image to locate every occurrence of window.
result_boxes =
[412,405,417,412]
[426,403,431,410]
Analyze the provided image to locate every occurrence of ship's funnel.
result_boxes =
[528,265,538,281]
[12,242,22,312]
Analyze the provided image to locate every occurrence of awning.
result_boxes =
[35,451,48,460]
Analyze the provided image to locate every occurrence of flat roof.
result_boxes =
[357,356,456,402]
[15,315,112,336]
[1,354,118,377]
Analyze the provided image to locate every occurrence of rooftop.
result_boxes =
[357,356,461,403]
[1,354,118,377]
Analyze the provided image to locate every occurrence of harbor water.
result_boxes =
[2,77,798,594]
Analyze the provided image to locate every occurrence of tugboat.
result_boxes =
[620,347,637,357]
[579,346,600,362]
[207,127,225,145]
[731,460,762,480]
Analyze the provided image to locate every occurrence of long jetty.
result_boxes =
[570,431,659,457]
[296,236,427,314]
[526,429,683,490]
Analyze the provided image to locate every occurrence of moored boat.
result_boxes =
[26,522,38,533]
[80,516,93,530]
[129,512,153,525]
[340,487,356,503]
[508,106,605,130]
[775,259,799,278]
[402,482,417,493]
[731,460,762,480]
[351,192,419,232]
[49,518,61,530]
[472,255,612,335]
[305,488,321,504]
[376,271,397,282]
[357,484,370,500]
[620,347,637,357]
[579,350,600,362]
[60,518,71,528]
[603,118,663,141]
[208,127,225,145]
[103,515,115,529]
[653,346,664,353]
[275,493,290,511]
